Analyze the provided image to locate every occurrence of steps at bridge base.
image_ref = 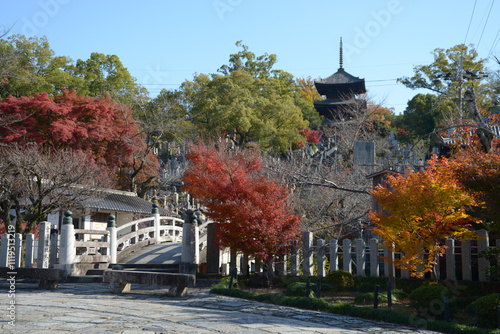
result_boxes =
[114,263,180,272]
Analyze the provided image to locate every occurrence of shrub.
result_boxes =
[284,281,335,297]
[409,284,456,318]
[354,289,407,304]
[352,276,388,292]
[470,293,500,328]
[324,270,354,290]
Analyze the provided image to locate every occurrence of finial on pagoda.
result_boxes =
[339,37,343,70]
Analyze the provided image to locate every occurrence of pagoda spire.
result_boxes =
[339,37,343,70]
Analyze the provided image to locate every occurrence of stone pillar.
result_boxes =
[276,254,286,276]
[317,239,325,277]
[13,233,22,268]
[343,239,351,273]
[206,223,220,274]
[329,239,338,272]
[181,210,197,274]
[477,229,489,282]
[445,238,455,280]
[25,234,35,268]
[461,239,471,281]
[369,238,379,277]
[37,221,51,269]
[152,204,161,243]
[0,234,8,267]
[356,238,365,277]
[107,215,117,264]
[58,211,75,275]
[303,231,313,276]
[49,226,59,268]
[291,242,299,276]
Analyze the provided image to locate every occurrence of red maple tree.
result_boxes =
[0,89,139,169]
[183,142,301,261]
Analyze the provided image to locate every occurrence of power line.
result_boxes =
[488,26,500,58]
[464,0,478,45]
[476,0,495,50]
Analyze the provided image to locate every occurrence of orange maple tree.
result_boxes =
[370,156,481,279]
[183,142,301,261]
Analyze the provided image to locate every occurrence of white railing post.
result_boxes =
[152,204,160,243]
[58,211,75,275]
[107,214,117,264]
[37,221,51,269]
[14,233,22,268]
[25,233,34,268]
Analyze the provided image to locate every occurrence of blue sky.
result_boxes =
[1,0,499,114]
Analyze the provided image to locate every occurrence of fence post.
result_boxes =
[152,203,160,243]
[317,239,325,277]
[329,239,338,272]
[356,238,365,277]
[477,229,489,282]
[384,245,395,289]
[37,221,51,269]
[25,233,34,268]
[343,239,351,273]
[370,238,379,277]
[291,242,299,276]
[461,239,471,281]
[107,214,117,264]
[303,231,313,276]
[58,211,75,275]
[445,238,455,280]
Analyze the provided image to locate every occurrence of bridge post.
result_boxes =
[152,204,160,243]
[58,211,75,275]
[107,214,117,264]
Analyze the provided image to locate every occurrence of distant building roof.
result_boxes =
[84,189,168,215]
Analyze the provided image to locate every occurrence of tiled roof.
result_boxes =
[315,68,364,85]
[84,191,168,215]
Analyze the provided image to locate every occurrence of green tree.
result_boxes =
[0,34,81,98]
[180,42,317,154]
[72,52,147,105]
[398,44,491,120]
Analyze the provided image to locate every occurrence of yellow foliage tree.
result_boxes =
[370,156,481,279]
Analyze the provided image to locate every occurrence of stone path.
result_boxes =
[1,282,438,334]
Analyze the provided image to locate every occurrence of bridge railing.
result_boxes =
[115,215,183,261]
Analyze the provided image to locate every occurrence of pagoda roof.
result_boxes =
[315,68,365,85]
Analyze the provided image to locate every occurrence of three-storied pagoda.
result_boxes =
[314,38,367,122]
